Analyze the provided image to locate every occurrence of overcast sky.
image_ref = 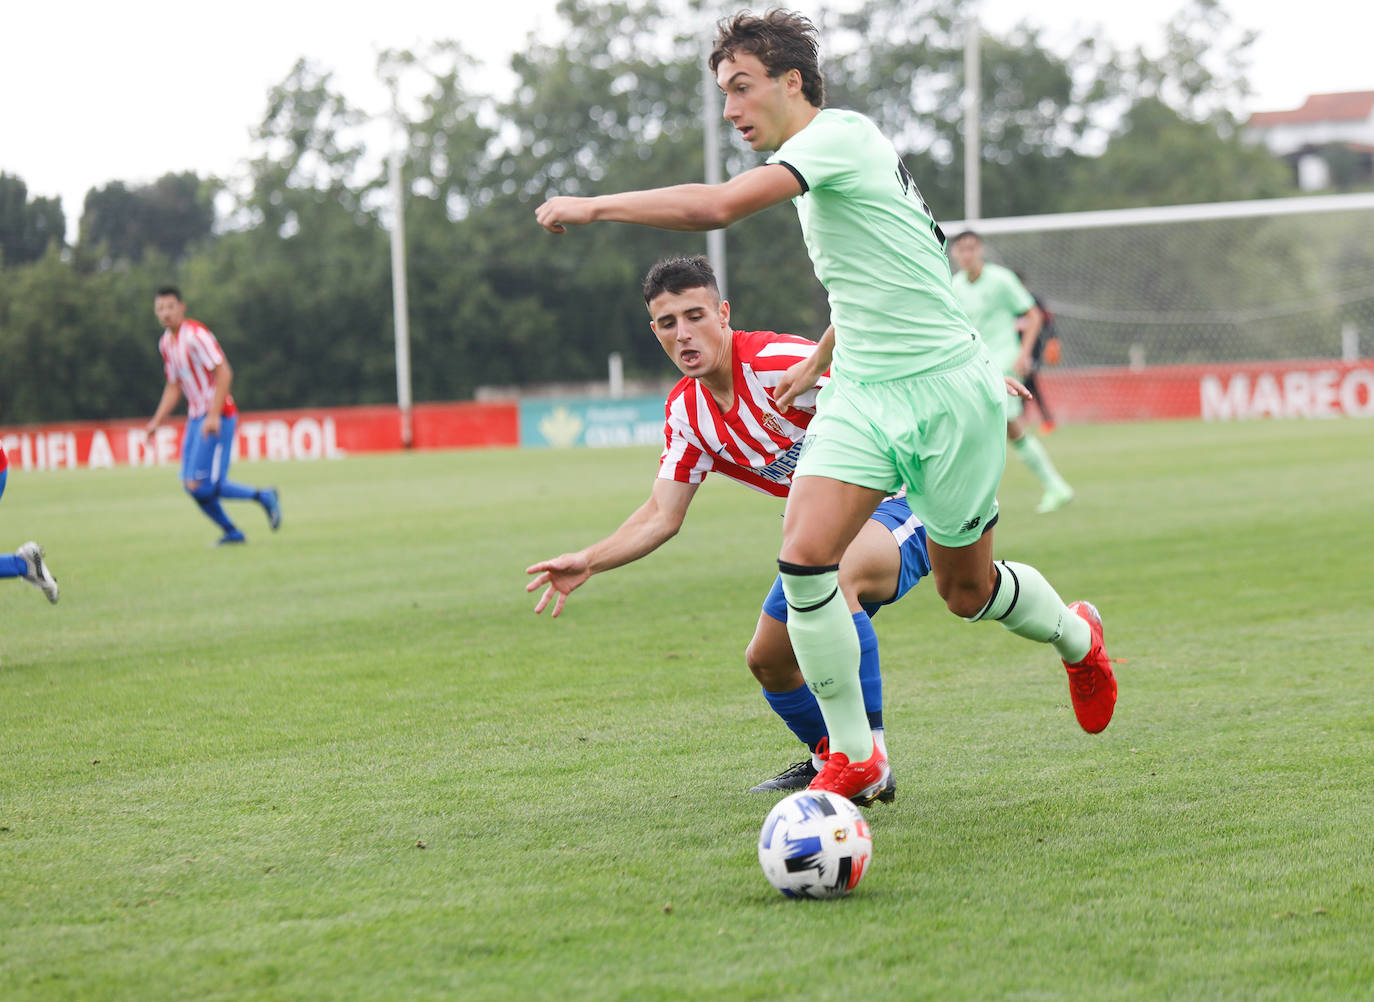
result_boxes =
[4,0,1369,239]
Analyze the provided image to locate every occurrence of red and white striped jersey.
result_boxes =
[158,319,237,419]
[658,329,827,498]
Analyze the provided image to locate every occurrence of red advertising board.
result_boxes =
[3,359,1369,472]
[0,402,518,471]
[1035,358,1374,423]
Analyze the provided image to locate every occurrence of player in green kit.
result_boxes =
[950,230,1074,514]
[535,9,1116,805]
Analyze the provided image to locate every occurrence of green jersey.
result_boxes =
[768,109,976,381]
[950,261,1036,369]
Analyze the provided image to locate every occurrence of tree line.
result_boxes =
[0,0,1296,425]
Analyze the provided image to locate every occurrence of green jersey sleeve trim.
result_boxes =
[773,160,809,193]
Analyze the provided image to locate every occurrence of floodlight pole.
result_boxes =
[964,16,982,222]
[702,45,728,299]
[388,142,414,447]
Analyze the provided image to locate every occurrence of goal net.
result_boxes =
[944,193,1374,423]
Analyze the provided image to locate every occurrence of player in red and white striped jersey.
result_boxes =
[658,325,823,498]
[526,257,931,796]
[145,286,281,546]
[0,443,60,603]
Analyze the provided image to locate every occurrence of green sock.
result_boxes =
[778,563,872,761]
[968,560,1091,662]
[1013,434,1070,492]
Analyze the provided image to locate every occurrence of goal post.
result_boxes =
[940,193,1374,422]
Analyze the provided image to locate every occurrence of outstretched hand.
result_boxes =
[524,552,592,617]
[773,356,821,411]
[1005,376,1032,400]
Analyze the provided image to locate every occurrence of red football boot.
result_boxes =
[808,737,894,807]
[1063,601,1117,733]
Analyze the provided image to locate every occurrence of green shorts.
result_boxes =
[796,341,1007,548]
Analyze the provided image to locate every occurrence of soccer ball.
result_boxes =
[758,790,873,899]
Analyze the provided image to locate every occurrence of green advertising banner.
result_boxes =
[518,397,666,449]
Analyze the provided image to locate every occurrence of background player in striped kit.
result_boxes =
[145,286,281,546]
[0,443,60,603]
[525,256,931,797]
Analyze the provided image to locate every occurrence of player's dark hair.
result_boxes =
[710,9,825,108]
[642,256,720,306]
[155,285,183,301]
[950,230,982,245]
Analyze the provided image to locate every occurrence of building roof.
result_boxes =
[1248,91,1374,128]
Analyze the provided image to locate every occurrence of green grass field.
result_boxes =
[2,418,1372,1001]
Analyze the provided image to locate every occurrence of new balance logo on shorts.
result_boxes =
[959,515,981,533]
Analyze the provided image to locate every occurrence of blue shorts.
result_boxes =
[180,415,239,489]
[0,467,7,502]
[762,496,930,622]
